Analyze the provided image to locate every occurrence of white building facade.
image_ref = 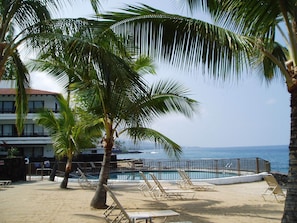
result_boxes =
[0,82,59,159]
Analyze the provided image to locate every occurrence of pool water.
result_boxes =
[109,170,236,181]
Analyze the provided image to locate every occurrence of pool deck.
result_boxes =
[0,179,284,223]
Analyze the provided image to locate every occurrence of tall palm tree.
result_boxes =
[96,1,296,221]
[36,94,101,188]
[195,3,295,221]
[74,54,198,208]
[34,16,198,205]
[30,14,197,207]
[0,0,101,133]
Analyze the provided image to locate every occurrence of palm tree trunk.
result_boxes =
[282,88,297,222]
[49,158,58,181]
[60,157,72,189]
[90,142,112,209]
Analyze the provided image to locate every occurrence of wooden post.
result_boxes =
[41,163,44,181]
[256,158,260,174]
[237,159,241,176]
[215,160,218,177]
[265,161,271,173]
[158,161,161,170]
[186,160,190,170]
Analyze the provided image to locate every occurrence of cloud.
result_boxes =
[30,72,64,93]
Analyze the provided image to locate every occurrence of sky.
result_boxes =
[29,0,291,148]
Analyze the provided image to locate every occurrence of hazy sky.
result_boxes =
[30,0,291,147]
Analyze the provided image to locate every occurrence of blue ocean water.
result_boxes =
[116,145,289,174]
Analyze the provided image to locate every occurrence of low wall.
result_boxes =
[54,172,269,185]
[0,157,26,182]
[191,172,269,185]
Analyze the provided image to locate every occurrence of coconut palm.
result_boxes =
[95,1,297,221]
[73,54,198,208]
[0,0,101,133]
[30,21,194,202]
[55,21,197,207]
[35,21,198,206]
[36,94,101,188]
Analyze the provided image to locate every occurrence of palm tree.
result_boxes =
[95,1,296,221]
[35,19,198,205]
[60,22,198,208]
[29,16,196,206]
[74,54,198,208]
[36,94,101,188]
[0,0,101,133]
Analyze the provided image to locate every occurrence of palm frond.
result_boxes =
[98,4,254,79]
[12,51,29,135]
[128,79,198,126]
[125,127,182,159]
[35,94,101,158]
[35,110,60,134]
[252,41,288,82]
[198,0,294,83]
[133,55,156,75]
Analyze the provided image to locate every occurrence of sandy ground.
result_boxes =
[0,179,285,223]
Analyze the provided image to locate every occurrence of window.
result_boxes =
[34,125,44,136]
[28,101,44,113]
[0,125,17,136]
[54,102,59,113]
[22,124,45,136]
[34,101,43,110]
[23,147,43,158]
[28,101,34,112]
[0,101,15,113]
[23,124,34,136]
[2,125,13,136]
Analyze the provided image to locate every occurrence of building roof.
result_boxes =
[0,88,59,95]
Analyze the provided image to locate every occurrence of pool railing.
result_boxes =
[27,157,270,181]
[115,157,270,176]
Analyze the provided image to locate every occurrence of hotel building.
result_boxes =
[0,81,59,159]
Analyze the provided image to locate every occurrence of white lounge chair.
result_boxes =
[138,171,158,198]
[149,173,195,200]
[77,168,97,190]
[89,162,101,172]
[0,180,11,188]
[77,163,92,172]
[103,184,180,223]
[177,169,215,191]
[262,174,286,202]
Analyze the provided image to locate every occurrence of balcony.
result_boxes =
[0,136,52,145]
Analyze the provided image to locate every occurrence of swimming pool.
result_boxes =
[109,170,236,181]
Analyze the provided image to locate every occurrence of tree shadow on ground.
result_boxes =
[74,213,105,222]
[170,200,283,223]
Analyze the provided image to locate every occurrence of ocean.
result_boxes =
[116,145,289,174]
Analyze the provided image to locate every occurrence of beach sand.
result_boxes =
[0,179,284,223]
